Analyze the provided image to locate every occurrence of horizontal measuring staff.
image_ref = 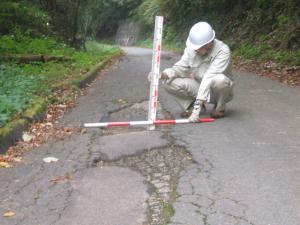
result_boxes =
[84,118,215,128]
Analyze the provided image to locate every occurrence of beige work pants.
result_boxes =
[163,74,233,111]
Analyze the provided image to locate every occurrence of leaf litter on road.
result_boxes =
[0,161,11,168]
[50,173,73,184]
[43,157,59,163]
[1,87,86,167]
[3,210,16,217]
[234,58,300,86]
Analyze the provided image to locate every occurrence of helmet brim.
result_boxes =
[186,30,215,50]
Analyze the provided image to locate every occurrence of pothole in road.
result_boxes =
[91,100,194,224]
[94,145,194,225]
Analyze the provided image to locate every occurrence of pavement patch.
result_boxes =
[57,166,148,225]
[101,145,194,225]
[90,131,169,161]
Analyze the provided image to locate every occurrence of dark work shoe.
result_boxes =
[210,110,225,118]
[180,101,194,118]
[201,104,206,113]
[180,110,192,118]
[180,102,206,118]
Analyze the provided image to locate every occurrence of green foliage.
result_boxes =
[0,35,72,55]
[232,42,300,65]
[134,0,299,66]
[135,0,161,26]
[86,0,143,37]
[0,0,299,126]
[1,0,298,54]
[0,36,121,127]
[32,0,143,47]
[135,0,300,51]
[135,39,153,49]
[164,27,185,47]
[0,0,51,37]
[158,0,205,29]
[0,64,46,127]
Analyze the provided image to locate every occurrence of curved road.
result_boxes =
[1,47,300,225]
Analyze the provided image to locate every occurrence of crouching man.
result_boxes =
[161,22,234,121]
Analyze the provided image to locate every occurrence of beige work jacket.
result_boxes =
[164,39,233,82]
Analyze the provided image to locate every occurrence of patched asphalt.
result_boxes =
[1,47,300,225]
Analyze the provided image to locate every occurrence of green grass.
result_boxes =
[136,39,153,49]
[0,64,45,127]
[0,35,71,55]
[0,36,121,127]
[136,38,184,54]
[231,42,300,66]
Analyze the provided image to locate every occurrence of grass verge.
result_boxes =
[0,36,122,127]
[0,36,122,153]
[230,42,300,66]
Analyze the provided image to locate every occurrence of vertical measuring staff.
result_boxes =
[148,16,164,130]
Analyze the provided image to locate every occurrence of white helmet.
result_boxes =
[186,22,215,50]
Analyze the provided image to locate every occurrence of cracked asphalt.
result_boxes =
[1,47,300,225]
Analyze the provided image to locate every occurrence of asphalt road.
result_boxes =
[1,47,300,225]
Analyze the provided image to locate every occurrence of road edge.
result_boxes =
[0,51,124,154]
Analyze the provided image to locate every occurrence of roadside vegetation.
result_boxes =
[0,36,120,128]
[0,1,121,128]
[0,0,299,153]
[135,0,299,84]
[139,0,299,65]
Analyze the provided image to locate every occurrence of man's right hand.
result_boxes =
[148,72,169,82]
[189,72,196,80]
[188,99,203,122]
[188,108,201,122]
[160,72,169,80]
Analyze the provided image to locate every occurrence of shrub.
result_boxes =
[0,0,51,37]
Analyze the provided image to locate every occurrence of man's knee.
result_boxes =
[163,80,180,95]
[213,75,232,91]
[164,78,199,98]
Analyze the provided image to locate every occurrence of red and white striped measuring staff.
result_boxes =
[84,118,215,128]
[83,16,215,129]
[147,16,164,130]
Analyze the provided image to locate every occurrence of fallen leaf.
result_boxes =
[22,132,33,142]
[3,211,15,217]
[43,157,59,163]
[67,101,76,108]
[57,104,67,109]
[50,173,73,184]
[45,122,53,127]
[186,156,193,161]
[63,127,72,133]
[13,157,22,162]
[117,99,128,104]
[46,113,53,119]
[0,162,11,168]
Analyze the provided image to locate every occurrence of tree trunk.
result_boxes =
[71,0,82,49]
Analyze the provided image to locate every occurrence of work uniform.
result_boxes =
[162,39,234,112]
